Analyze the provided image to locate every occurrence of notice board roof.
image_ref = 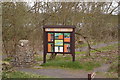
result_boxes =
[43,25,76,28]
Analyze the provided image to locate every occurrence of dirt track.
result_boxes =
[15,67,106,78]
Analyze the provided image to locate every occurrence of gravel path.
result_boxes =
[94,64,111,72]
[15,67,105,78]
[15,67,87,78]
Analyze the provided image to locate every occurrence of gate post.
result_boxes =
[88,73,91,80]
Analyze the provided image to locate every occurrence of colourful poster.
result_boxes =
[55,46,58,52]
[60,47,63,52]
[48,43,53,52]
[55,40,63,46]
[55,46,63,52]
[55,33,63,39]
[48,33,54,42]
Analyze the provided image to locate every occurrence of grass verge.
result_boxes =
[41,60,100,71]
[2,71,49,78]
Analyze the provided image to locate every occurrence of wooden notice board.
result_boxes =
[43,25,75,63]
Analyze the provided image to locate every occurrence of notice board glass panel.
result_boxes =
[55,40,63,46]
[55,46,63,52]
[64,33,70,42]
[48,33,54,42]
[64,43,70,52]
[55,33,63,39]
[48,43,53,52]
[47,32,71,53]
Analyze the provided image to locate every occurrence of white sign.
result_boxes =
[55,47,58,52]
[60,47,63,52]
[45,28,73,32]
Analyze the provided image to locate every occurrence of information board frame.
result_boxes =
[43,25,75,63]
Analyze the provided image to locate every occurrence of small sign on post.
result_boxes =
[88,72,96,80]
[43,25,75,63]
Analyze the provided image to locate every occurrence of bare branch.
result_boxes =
[109,3,119,14]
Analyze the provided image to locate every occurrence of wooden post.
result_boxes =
[71,28,75,62]
[88,73,91,80]
[72,54,75,62]
[43,53,46,63]
[43,28,47,63]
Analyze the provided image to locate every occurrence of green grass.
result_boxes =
[75,51,86,54]
[75,42,104,48]
[41,60,100,70]
[76,43,118,54]
[97,43,118,51]
[2,71,49,78]
[76,43,88,48]
[90,43,118,53]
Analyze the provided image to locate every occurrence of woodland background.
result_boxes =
[2,2,119,56]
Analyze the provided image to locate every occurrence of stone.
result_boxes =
[11,40,35,67]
